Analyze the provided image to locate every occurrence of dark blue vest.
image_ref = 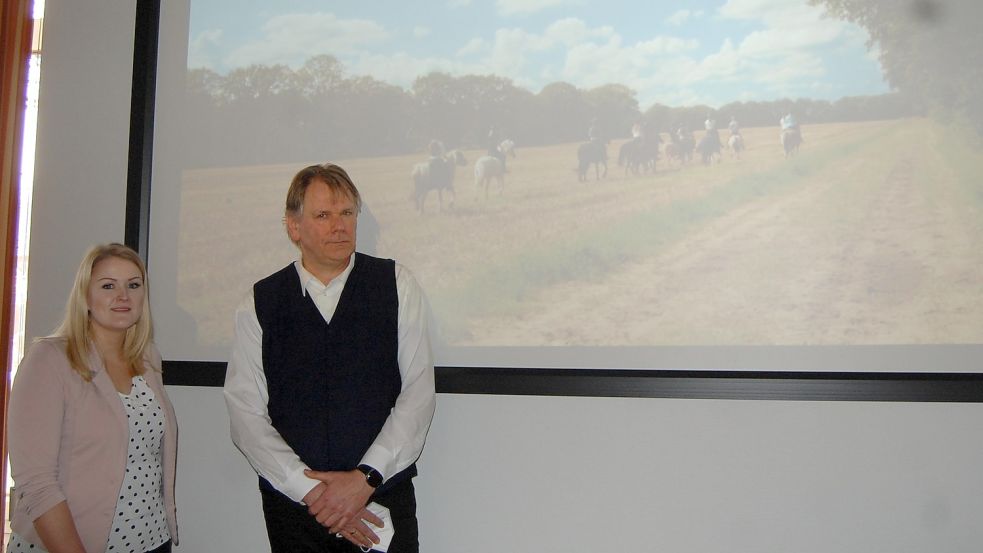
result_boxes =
[254,253,414,496]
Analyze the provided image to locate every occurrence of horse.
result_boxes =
[577,140,607,181]
[696,130,721,165]
[664,129,694,166]
[497,138,516,158]
[663,142,681,166]
[781,128,801,158]
[411,149,467,213]
[728,133,745,159]
[474,155,505,199]
[618,135,661,176]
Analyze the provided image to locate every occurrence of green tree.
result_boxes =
[643,103,673,135]
[333,76,417,156]
[411,72,469,148]
[810,0,983,131]
[584,84,641,140]
[296,54,345,97]
[535,82,590,144]
[223,63,297,101]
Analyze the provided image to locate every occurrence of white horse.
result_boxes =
[411,149,467,213]
[728,134,744,159]
[486,138,516,171]
[474,156,505,199]
[474,139,515,199]
[497,138,516,158]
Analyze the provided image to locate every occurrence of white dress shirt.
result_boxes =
[224,257,436,503]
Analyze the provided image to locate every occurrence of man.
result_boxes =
[703,113,721,154]
[588,117,602,142]
[780,112,798,131]
[780,112,803,144]
[704,113,717,132]
[224,163,436,553]
[485,125,507,171]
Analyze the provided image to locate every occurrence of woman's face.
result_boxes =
[87,256,145,335]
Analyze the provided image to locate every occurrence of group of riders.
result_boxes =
[587,110,803,165]
[424,123,512,184]
[425,109,804,188]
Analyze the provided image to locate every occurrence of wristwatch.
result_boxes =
[357,464,383,488]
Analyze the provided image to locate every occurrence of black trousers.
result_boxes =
[261,479,419,553]
[147,540,172,553]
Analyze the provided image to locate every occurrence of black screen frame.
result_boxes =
[126,0,983,401]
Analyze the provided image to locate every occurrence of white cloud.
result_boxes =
[456,38,489,57]
[687,0,882,102]
[665,9,704,26]
[225,13,390,69]
[188,29,224,69]
[718,0,852,46]
[207,4,883,109]
[543,18,615,47]
[635,36,699,56]
[428,17,706,106]
[350,51,490,90]
[496,0,572,17]
[718,0,814,23]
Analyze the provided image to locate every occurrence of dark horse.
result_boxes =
[577,140,607,181]
[665,129,694,165]
[781,128,801,158]
[696,129,721,165]
[618,135,662,176]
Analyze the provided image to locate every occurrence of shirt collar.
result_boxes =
[293,255,355,297]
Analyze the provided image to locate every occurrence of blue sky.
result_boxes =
[188,0,890,109]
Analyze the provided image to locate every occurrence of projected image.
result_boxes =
[160,0,983,359]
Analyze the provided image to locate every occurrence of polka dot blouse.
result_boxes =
[6,375,170,553]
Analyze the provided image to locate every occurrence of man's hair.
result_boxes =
[285,163,362,220]
[53,242,154,381]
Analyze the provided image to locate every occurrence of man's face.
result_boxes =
[287,179,358,282]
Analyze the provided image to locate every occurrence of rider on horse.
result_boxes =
[704,113,721,151]
[780,112,803,142]
[780,112,798,132]
[486,124,507,171]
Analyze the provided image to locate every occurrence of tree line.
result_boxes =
[182,54,919,168]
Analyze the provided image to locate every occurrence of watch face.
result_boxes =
[359,465,382,488]
[367,470,382,487]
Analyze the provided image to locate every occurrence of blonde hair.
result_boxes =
[53,243,154,381]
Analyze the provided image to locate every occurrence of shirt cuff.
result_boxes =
[360,444,396,483]
[282,469,320,504]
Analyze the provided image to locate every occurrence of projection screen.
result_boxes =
[148,0,983,373]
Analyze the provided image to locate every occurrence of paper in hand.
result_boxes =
[359,502,394,553]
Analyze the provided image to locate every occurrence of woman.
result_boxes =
[7,243,178,553]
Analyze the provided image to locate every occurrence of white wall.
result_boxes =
[25,0,137,342]
[26,1,983,552]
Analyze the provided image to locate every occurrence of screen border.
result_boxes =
[128,0,983,401]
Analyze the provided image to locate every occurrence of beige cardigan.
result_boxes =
[8,338,179,551]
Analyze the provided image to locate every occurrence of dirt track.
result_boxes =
[459,121,983,346]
